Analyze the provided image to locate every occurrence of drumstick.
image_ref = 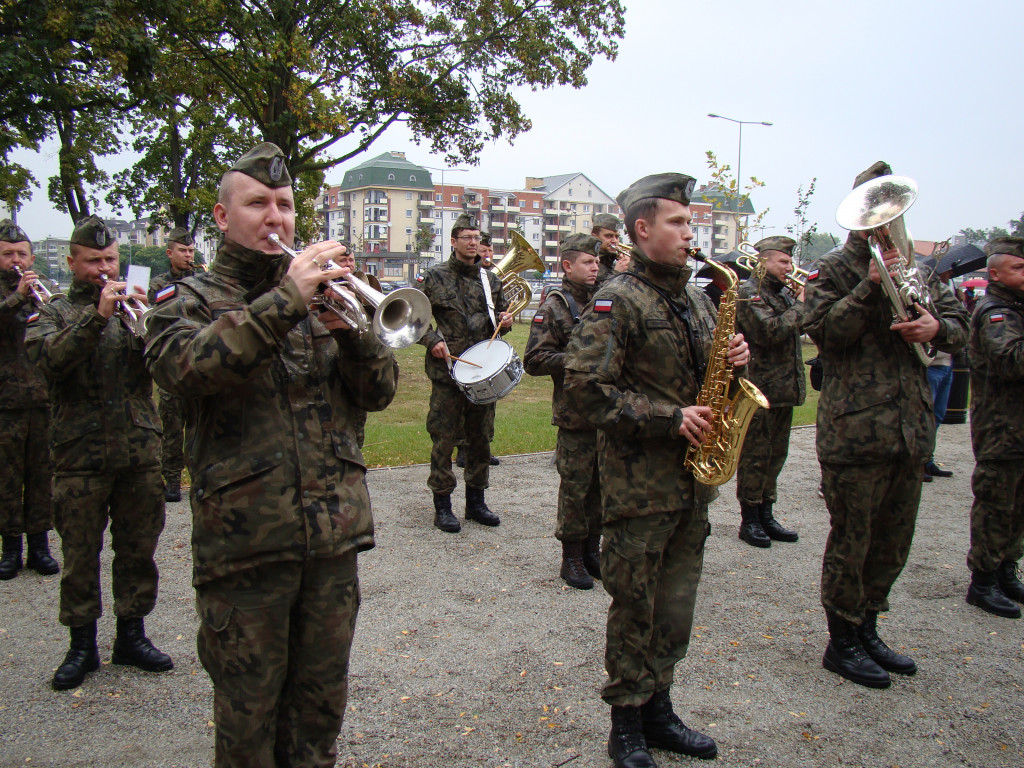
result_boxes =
[486,324,501,348]
[448,354,482,368]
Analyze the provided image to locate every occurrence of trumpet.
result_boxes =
[13,265,63,306]
[268,234,431,349]
[99,274,151,338]
[611,243,702,261]
[735,243,809,294]
[189,255,208,272]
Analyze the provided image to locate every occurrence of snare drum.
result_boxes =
[452,339,523,404]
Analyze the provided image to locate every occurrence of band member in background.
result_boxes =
[734,236,804,548]
[417,214,511,533]
[0,220,59,580]
[803,161,969,689]
[525,233,602,590]
[478,230,494,269]
[592,213,625,284]
[26,216,172,691]
[964,236,1024,618]
[147,227,196,502]
[566,173,748,767]
[145,143,398,766]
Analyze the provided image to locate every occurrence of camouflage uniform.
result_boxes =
[25,279,165,627]
[417,253,508,494]
[803,234,969,623]
[966,282,1024,573]
[564,248,717,706]
[735,272,805,506]
[144,236,398,768]
[0,270,53,537]
[597,253,618,286]
[524,276,599,541]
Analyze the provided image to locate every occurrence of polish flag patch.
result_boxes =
[155,285,177,304]
[415,274,424,283]
[989,313,1004,323]
[594,299,614,313]
[751,295,762,302]
[26,311,39,324]
[807,269,820,281]
[533,314,545,323]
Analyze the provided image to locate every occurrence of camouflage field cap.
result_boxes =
[592,213,622,232]
[984,236,1024,260]
[479,231,492,247]
[754,235,797,255]
[451,213,479,236]
[559,232,601,257]
[0,218,30,243]
[852,161,892,190]
[70,215,118,249]
[616,173,697,215]
[166,226,194,246]
[229,142,292,188]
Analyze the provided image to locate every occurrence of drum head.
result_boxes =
[453,340,514,384]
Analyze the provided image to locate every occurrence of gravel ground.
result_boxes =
[2,422,1022,768]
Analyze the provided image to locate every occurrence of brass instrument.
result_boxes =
[13,265,63,306]
[493,231,544,316]
[268,234,431,349]
[835,174,935,366]
[735,243,810,293]
[99,274,151,337]
[684,254,769,486]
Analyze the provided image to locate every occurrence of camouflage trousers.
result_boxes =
[967,460,1024,573]
[735,406,793,506]
[820,458,922,624]
[0,407,53,535]
[53,468,165,626]
[196,552,360,768]
[601,508,710,707]
[555,428,601,542]
[158,387,185,483]
[353,408,367,450]
[426,379,495,494]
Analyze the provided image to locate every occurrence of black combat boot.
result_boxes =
[822,611,891,688]
[489,455,500,466]
[640,689,718,759]
[26,532,59,575]
[455,448,466,468]
[52,622,100,690]
[858,611,916,675]
[738,502,770,548]
[583,534,602,581]
[559,540,593,590]
[760,501,798,542]
[433,493,461,533]
[465,487,500,526]
[997,561,1024,604]
[924,459,953,478]
[966,570,1021,619]
[0,535,23,580]
[163,473,182,503]
[608,706,656,768]
[111,617,174,671]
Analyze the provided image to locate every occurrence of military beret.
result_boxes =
[754,235,797,255]
[984,236,1024,260]
[0,218,30,243]
[616,173,697,216]
[479,231,492,246]
[559,233,601,258]
[852,161,892,190]
[166,226,194,246]
[229,142,291,188]
[70,215,118,248]
[592,213,622,232]
[451,213,479,235]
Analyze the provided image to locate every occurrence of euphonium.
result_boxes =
[493,231,544,316]
[684,255,769,486]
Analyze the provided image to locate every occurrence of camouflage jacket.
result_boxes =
[736,273,806,408]
[147,266,195,304]
[0,270,49,409]
[564,248,719,521]
[24,279,160,474]
[416,253,508,383]
[524,277,597,430]
[968,282,1024,460]
[803,234,969,464]
[597,252,617,286]
[143,239,399,585]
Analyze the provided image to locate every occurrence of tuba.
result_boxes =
[493,231,544,316]
[684,254,769,486]
[835,175,935,366]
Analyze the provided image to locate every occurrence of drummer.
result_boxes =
[416,214,513,533]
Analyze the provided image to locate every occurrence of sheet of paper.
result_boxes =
[126,264,151,298]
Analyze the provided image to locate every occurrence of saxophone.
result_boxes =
[684,255,770,486]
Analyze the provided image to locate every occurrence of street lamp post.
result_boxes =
[707,113,772,248]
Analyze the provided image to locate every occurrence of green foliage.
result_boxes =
[786,178,818,266]
[960,226,1009,245]
[800,232,842,264]
[415,221,434,254]
[703,150,768,243]
[120,244,170,274]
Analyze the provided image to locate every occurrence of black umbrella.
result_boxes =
[934,243,986,279]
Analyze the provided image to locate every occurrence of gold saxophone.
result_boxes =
[684,255,769,486]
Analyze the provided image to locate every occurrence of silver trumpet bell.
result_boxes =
[99,273,152,337]
[13,265,64,306]
[268,234,431,349]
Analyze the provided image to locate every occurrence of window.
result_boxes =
[568,189,573,195]
[406,210,412,217]
[436,193,442,202]
[583,220,590,229]
[570,203,577,211]
[520,200,526,207]
[533,218,540,225]
[387,173,395,180]
[409,175,417,182]
[532,233,540,241]
[451,195,458,203]
[406,192,412,199]
[583,205,589,212]
[405,227,412,235]
[588,190,592,197]
[533,201,540,209]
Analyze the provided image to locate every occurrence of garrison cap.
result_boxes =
[616,173,697,216]
[754,235,797,255]
[166,226,194,246]
[451,213,479,236]
[70,215,118,249]
[984,236,1024,260]
[592,213,622,232]
[479,231,492,247]
[229,142,291,188]
[559,232,601,258]
[0,218,30,244]
[852,161,892,190]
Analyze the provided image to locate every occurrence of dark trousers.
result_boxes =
[735,406,793,505]
[0,406,53,535]
[426,380,494,494]
[968,460,1024,573]
[158,388,185,482]
[555,428,601,541]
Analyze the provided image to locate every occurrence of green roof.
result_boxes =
[696,185,756,215]
[340,152,434,191]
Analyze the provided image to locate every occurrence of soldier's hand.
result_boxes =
[614,254,631,273]
[498,311,514,329]
[98,279,126,319]
[868,248,901,285]
[679,405,714,448]
[317,307,355,333]
[430,341,450,360]
[726,333,750,367]
[286,241,349,304]
[16,270,39,298]
[891,302,940,343]
[795,285,806,302]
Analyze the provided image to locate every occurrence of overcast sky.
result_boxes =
[13,0,1023,243]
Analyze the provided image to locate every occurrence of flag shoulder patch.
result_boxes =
[594,298,614,313]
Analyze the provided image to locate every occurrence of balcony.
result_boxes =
[419,217,434,225]
[545,240,560,248]
[465,199,481,209]
[543,223,561,232]
[417,198,434,208]
[544,207,562,216]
